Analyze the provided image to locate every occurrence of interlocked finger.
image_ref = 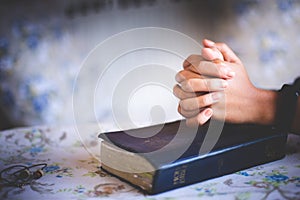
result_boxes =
[178,104,202,118]
[175,69,202,83]
[179,92,223,111]
[180,78,228,93]
[185,108,213,126]
[173,84,205,100]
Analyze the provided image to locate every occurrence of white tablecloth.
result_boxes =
[0,124,299,200]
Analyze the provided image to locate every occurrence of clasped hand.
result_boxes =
[173,39,263,126]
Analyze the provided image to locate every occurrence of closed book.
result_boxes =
[99,120,287,194]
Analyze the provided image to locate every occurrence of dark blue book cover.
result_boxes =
[99,120,287,194]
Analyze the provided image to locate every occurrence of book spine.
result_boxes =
[151,134,287,194]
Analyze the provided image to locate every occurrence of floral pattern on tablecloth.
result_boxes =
[0,126,299,200]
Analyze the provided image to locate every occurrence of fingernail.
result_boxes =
[210,80,227,89]
[227,71,236,78]
[221,66,235,78]
[221,80,228,88]
[211,92,221,102]
[204,109,213,117]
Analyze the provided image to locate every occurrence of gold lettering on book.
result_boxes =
[173,165,187,185]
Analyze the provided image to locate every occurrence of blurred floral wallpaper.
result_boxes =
[214,0,300,88]
[0,0,299,129]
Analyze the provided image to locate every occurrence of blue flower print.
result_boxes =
[29,146,44,156]
[266,174,289,182]
[237,171,250,176]
[29,146,43,153]
[44,165,60,173]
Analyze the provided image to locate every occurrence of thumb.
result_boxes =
[203,39,241,64]
[201,47,224,61]
[202,39,224,61]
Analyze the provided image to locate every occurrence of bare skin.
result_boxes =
[174,39,299,134]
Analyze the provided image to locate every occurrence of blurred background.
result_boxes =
[0,0,299,130]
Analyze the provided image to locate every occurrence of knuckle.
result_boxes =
[178,70,186,76]
[179,108,190,118]
[184,55,196,65]
[173,85,179,96]
[180,110,189,118]
[198,95,210,107]
[186,55,193,61]
[179,100,187,110]
[175,71,186,82]
[177,90,184,99]
[181,80,192,92]
[175,87,184,99]
[180,99,193,111]
[187,54,203,65]
[177,105,182,114]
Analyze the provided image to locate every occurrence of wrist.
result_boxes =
[251,88,279,125]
